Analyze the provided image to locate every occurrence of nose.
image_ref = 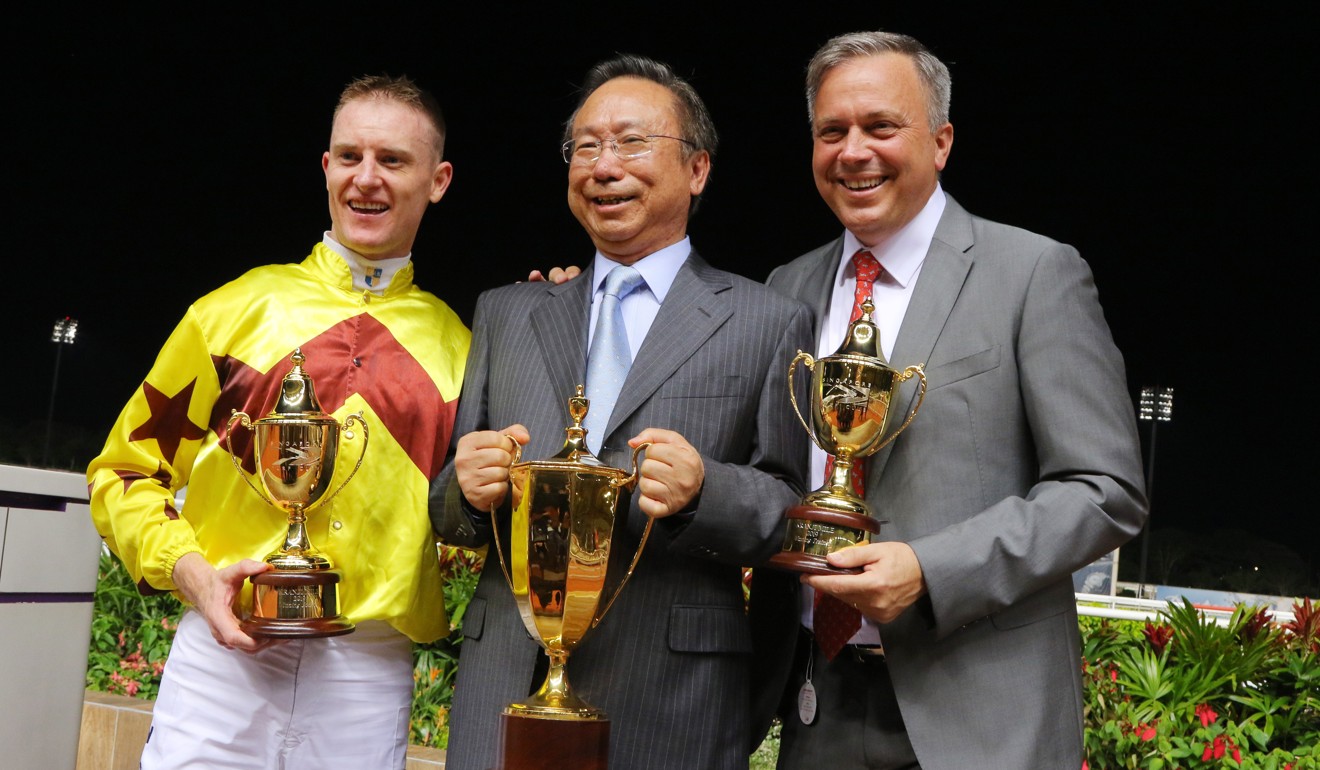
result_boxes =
[354,158,382,189]
[838,128,872,163]
[590,147,625,181]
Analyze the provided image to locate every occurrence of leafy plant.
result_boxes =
[85,548,181,699]
[409,545,485,749]
[1082,599,1320,769]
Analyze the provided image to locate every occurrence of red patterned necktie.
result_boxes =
[814,249,881,660]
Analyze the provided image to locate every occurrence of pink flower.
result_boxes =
[1202,735,1227,761]
[1195,702,1218,728]
[1138,723,1156,741]
[1230,740,1241,763]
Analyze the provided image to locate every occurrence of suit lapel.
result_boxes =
[529,268,592,409]
[801,238,843,327]
[604,252,733,440]
[869,196,976,480]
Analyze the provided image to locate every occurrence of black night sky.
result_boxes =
[6,7,1315,585]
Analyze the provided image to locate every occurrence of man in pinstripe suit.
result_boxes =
[429,54,812,769]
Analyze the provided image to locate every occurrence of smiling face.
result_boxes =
[566,77,710,265]
[811,53,953,247]
[322,97,452,260]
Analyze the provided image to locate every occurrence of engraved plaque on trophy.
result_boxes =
[491,387,651,770]
[226,348,368,638]
[767,300,927,576]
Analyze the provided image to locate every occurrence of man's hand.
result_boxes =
[455,425,530,511]
[171,551,273,653]
[803,542,928,623]
[628,428,704,519]
[526,266,582,284]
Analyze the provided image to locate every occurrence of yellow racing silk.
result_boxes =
[88,243,470,642]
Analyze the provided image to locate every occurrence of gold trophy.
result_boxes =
[225,349,368,638]
[767,300,927,576]
[490,387,650,770]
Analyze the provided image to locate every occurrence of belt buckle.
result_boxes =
[849,644,886,662]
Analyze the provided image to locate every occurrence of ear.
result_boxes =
[429,161,454,203]
[933,123,953,171]
[687,150,712,197]
[322,151,332,186]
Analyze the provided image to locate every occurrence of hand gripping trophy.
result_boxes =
[768,300,927,575]
[490,387,650,770]
[226,349,368,638]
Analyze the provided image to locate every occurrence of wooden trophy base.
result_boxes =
[497,712,609,770]
[241,569,355,639]
[765,504,882,576]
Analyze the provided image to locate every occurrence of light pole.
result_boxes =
[1136,385,1174,594]
[43,316,78,466]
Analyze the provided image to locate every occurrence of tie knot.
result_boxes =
[852,250,881,284]
[601,264,645,300]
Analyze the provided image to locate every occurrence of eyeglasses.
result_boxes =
[561,134,695,164]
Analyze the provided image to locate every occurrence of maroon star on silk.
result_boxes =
[127,380,208,466]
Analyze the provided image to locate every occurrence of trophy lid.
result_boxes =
[272,349,326,416]
[831,299,888,363]
[540,386,612,470]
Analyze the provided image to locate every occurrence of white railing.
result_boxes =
[1076,592,1297,626]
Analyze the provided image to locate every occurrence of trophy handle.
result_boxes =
[595,441,653,626]
[226,410,271,504]
[319,412,369,506]
[613,441,651,490]
[787,351,825,450]
[489,433,525,597]
[870,364,928,454]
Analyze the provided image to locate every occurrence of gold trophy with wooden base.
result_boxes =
[767,301,926,576]
[491,387,650,770]
[226,349,368,638]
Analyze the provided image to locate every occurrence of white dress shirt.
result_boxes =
[803,186,947,642]
[586,237,691,359]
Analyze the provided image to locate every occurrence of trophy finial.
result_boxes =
[832,299,886,363]
[276,348,325,415]
[569,385,589,427]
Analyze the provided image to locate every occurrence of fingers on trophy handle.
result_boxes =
[617,442,652,490]
[502,433,523,466]
[489,432,524,596]
[787,351,821,447]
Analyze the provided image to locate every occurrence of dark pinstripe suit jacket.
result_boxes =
[431,250,812,770]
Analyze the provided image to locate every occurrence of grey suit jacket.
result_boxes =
[751,195,1148,768]
[431,251,812,770]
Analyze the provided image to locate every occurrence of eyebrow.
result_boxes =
[573,118,650,138]
[330,142,418,160]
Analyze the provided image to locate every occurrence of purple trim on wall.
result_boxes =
[0,592,96,604]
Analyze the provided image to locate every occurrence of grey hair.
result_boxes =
[805,31,952,133]
[564,54,718,213]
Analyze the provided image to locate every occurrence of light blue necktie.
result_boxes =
[583,265,645,454]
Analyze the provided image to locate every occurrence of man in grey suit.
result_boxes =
[750,31,1149,769]
[431,54,811,770]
